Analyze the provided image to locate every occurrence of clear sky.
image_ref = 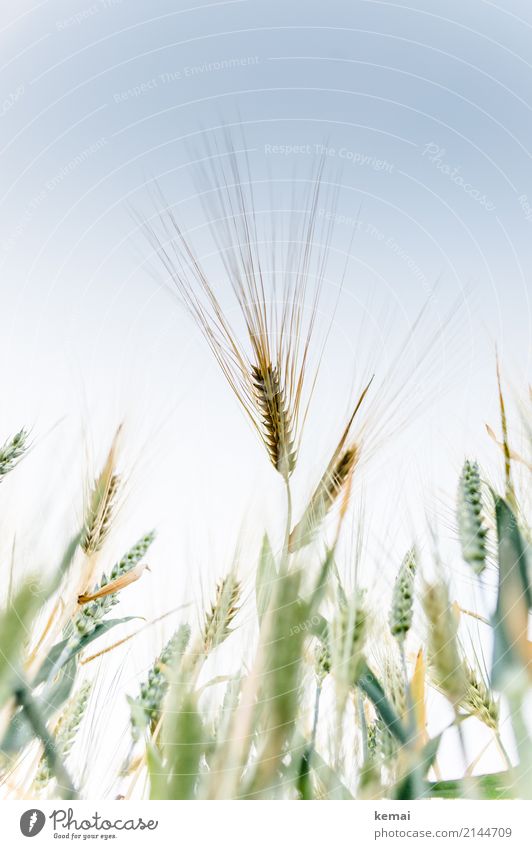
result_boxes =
[0,0,531,791]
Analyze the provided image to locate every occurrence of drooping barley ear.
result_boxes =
[457,461,488,575]
[251,363,295,479]
[81,472,121,555]
[34,682,92,790]
[74,531,155,637]
[0,428,29,481]
[129,624,191,741]
[389,548,416,642]
[460,663,499,730]
[422,582,466,706]
[202,573,241,653]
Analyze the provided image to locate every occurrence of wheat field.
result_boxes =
[0,160,530,802]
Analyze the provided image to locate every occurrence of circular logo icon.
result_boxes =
[20,810,46,837]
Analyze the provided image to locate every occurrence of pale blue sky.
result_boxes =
[1,0,530,589]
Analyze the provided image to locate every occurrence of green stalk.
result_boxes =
[14,683,77,800]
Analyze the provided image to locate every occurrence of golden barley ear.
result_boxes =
[289,446,358,551]
[202,573,241,653]
[70,425,124,614]
[142,144,337,480]
[289,377,373,551]
[251,363,295,478]
[81,472,121,556]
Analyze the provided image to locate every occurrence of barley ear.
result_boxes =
[129,624,191,741]
[81,472,121,556]
[422,582,467,706]
[289,446,359,551]
[330,591,368,691]
[289,377,372,552]
[0,428,29,482]
[202,572,241,653]
[80,427,122,557]
[252,363,295,478]
[75,531,155,637]
[34,682,92,791]
[389,548,416,642]
[457,460,488,575]
[460,663,499,730]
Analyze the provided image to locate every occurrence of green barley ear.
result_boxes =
[460,663,499,730]
[74,531,155,637]
[367,718,378,761]
[129,625,191,741]
[314,638,331,683]
[34,681,92,790]
[372,650,408,768]
[0,429,28,481]
[389,548,416,642]
[383,653,408,724]
[422,582,466,706]
[457,460,488,575]
[330,591,368,688]
[202,573,241,653]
